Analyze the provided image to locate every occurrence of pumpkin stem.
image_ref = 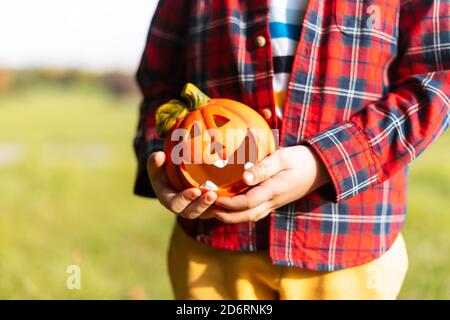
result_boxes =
[181,83,211,111]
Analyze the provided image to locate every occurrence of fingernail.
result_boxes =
[206,193,216,203]
[190,190,201,200]
[243,171,254,184]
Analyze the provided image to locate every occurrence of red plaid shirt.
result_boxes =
[134,0,449,271]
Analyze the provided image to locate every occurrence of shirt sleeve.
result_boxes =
[133,0,191,198]
[303,0,450,202]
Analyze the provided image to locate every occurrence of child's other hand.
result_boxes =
[147,152,217,219]
[213,146,330,224]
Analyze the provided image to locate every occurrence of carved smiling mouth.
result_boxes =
[180,133,258,193]
[213,159,254,170]
[198,160,254,191]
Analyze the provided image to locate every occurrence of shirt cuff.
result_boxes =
[302,122,381,202]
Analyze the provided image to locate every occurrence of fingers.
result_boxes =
[167,188,202,214]
[147,151,168,184]
[147,152,217,218]
[215,179,277,211]
[147,151,172,195]
[213,201,273,224]
[243,150,285,186]
[147,152,203,214]
[179,191,217,219]
[198,206,217,219]
[147,152,179,203]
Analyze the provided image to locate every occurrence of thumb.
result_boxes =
[147,151,166,179]
[242,150,283,186]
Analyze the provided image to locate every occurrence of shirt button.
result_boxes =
[261,108,272,120]
[255,35,266,48]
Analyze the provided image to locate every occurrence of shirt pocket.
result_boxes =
[333,0,399,44]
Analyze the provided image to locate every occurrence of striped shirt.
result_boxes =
[269,0,309,119]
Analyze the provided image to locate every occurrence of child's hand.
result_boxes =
[147,151,217,219]
[212,146,330,224]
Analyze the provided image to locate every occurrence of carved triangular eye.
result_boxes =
[189,122,202,138]
[213,115,230,127]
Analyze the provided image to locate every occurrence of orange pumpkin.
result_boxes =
[156,83,276,197]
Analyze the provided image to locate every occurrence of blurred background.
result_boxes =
[0,0,448,299]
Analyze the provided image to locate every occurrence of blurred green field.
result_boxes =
[0,82,448,299]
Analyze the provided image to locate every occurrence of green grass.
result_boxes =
[0,83,448,299]
[0,83,174,299]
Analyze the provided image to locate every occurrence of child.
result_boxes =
[133,0,449,299]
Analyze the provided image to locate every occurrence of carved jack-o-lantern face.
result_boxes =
[156,83,275,197]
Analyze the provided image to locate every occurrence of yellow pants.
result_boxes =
[168,224,408,300]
